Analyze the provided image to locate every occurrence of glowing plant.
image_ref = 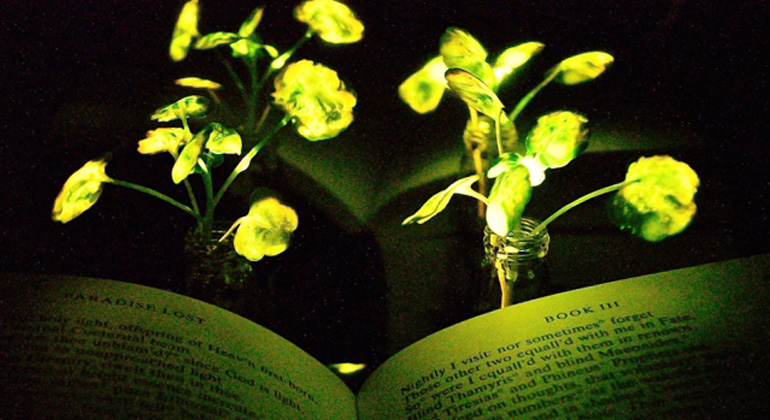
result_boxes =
[52,0,364,263]
[401,28,699,308]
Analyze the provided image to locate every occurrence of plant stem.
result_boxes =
[509,70,559,122]
[200,157,216,243]
[495,110,504,156]
[213,116,291,207]
[107,179,200,221]
[219,52,251,107]
[529,179,639,237]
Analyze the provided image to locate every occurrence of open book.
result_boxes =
[2,254,769,419]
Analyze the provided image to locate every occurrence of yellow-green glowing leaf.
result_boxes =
[487,153,521,179]
[609,156,700,242]
[205,122,242,155]
[551,51,614,85]
[272,60,357,141]
[151,95,209,122]
[229,39,277,59]
[525,111,588,169]
[238,7,264,37]
[171,133,205,184]
[169,0,200,62]
[175,77,222,90]
[402,175,482,225]
[486,165,532,236]
[193,32,242,50]
[493,42,545,84]
[234,197,298,261]
[398,56,448,114]
[295,0,364,44]
[439,27,493,85]
[445,68,505,122]
[137,128,191,155]
[52,157,112,223]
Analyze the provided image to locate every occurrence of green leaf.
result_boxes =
[493,41,545,85]
[445,68,505,123]
[402,175,483,225]
[608,155,700,242]
[238,7,264,37]
[525,111,589,168]
[151,96,209,122]
[172,132,205,184]
[487,153,521,179]
[205,122,242,155]
[549,51,615,85]
[439,27,494,86]
[486,165,532,236]
[194,32,242,50]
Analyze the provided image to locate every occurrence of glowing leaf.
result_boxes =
[445,68,506,123]
[295,0,364,44]
[486,165,532,236]
[402,175,483,225]
[493,42,545,84]
[272,60,357,141]
[151,96,209,122]
[204,122,242,155]
[525,111,589,169]
[487,153,521,179]
[398,56,448,114]
[229,39,277,59]
[234,197,299,261]
[137,128,191,155]
[550,51,614,85]
[439,27,493,85]
[172,133,205,184]
[609,156,700,242]
[169,0,200,62]
[175,77,222,90]
[238,7,264,37]
[193,32,241,50]
[52,157,112,223]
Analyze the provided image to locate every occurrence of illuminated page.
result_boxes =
[357,254,770,420]
[0,275,356,420]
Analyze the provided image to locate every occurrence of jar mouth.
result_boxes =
[484,217,550,261]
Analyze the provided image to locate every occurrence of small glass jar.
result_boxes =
[478,217,550,313]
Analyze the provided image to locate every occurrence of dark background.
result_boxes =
[2,0,769,372]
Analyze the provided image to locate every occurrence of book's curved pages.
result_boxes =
[2,254,769,419]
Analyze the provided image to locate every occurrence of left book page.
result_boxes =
[0,274,356,420]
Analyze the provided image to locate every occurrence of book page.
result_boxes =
[0,275,356,420]
[358,254,770,420]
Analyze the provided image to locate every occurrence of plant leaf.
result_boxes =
[151,96,209,122]
[525,111,589,168]
[549,51,614,85]
[172,133,205,184]
[194,32,242,50]
[445,68,505,122]
[398,56,448,114]
[402,175,482,225]
[609,155,700,241]
[439,27,493,86]
[175,77,222,90]
[238,7,264,37]
[486,165,532,236]
[205,122,242,155]
[493,41,545,85]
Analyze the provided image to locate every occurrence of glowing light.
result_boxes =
[486,165,531,237]
[609,156,700,242]
[493,42,545,83]
[151,96,209,122]
[238,7,264,37]
[295,0,364,44]
[403,175,483,225]
[328,363,366,375]
[272,60,356,141]
[440,27,493,86]
[205,123,242,155]
[398,56,448,114]
[175,77,222,90]
[525,111,588,169]
[551,51,614,85]
[52,158,112,223]
[137,128,190,155]
[169,0,200,62]
[518,156,547,187]
[171,133,205,184]
[445,68,505,123]
[233,198,298,261]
